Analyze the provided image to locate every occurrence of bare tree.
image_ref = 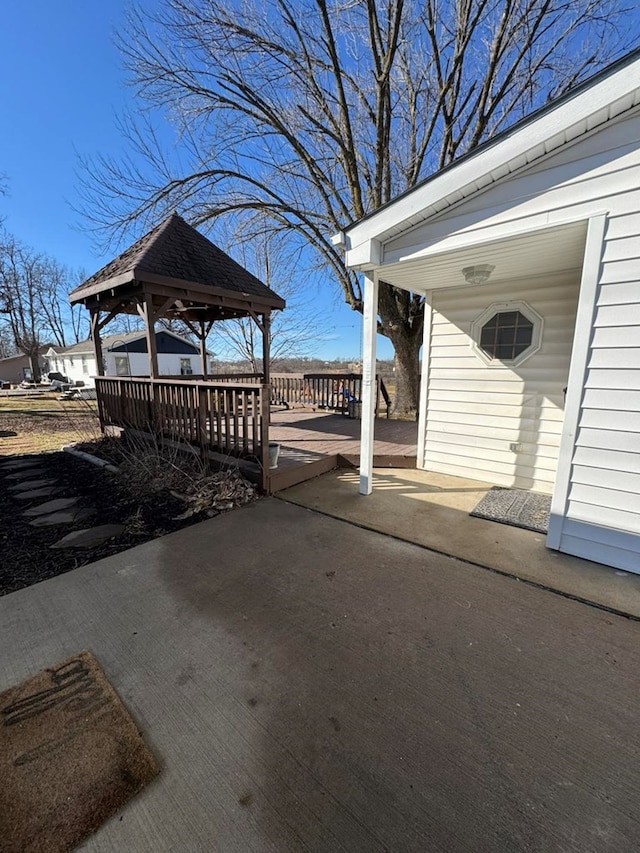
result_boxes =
[214,228,331,369]
[36,258,74,347]
[78,0,635,411]
[0,324,16,359]
[0,234,47,381]
[0,233,89,375]
[70,269,90,343]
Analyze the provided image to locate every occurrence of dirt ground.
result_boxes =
[0,393,101,454]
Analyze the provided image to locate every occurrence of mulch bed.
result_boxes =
[0,451,206,597]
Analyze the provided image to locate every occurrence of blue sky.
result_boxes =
[0,1,391,361]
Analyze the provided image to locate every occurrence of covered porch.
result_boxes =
[353,220,588,500]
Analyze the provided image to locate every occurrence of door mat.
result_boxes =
[470,487,552,534]
[0,650,158,853]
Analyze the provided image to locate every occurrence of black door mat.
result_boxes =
[470,486,551,534]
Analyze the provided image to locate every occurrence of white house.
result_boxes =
[335,49,640,573]
[46,330,213,386]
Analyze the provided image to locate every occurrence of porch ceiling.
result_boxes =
[378,221,588,292]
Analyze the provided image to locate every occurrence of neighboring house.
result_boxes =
[0,348,50,385]
[336,48,640,573]
[46,331,213,386]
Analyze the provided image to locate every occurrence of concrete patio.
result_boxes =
[280,468,640,619]
[1,499,640,851]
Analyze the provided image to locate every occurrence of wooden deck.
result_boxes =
[94,376,416,494]
[268,410,418,491]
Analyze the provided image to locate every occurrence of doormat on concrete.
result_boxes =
[470,487,551,534]
[0,650,158,853]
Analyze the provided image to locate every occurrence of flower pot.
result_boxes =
[268,441,281,468]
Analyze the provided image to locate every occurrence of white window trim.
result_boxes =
[470,300,544,367]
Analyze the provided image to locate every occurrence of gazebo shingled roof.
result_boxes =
[70,212,285,381]
[70,212,285,316]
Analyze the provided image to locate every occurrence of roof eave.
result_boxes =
[69,268,285,312]
[69,269,138,304]
[339,50,640,263]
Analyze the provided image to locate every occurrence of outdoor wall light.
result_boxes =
[462,264,495,285]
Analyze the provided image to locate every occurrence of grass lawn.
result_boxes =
[0,393,101,455]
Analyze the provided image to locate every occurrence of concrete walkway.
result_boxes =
[280,468,640,619]
[1,499,639,851]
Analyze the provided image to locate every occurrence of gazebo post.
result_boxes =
[90,312,105,376]
[262,312,271,386]
[141,293,159,379]
[199,320,208,378]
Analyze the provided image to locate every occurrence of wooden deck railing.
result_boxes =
[95,376,270,489]
[270,373,391,417]
[152,371,392,415]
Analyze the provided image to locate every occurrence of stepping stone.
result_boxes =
[23,497,81,517]
[30,508,95,527]
[10,479,57,492]
[0,458,45,470]
[5,468,48,481]
[15,487,60,501]
[51,524,125,550]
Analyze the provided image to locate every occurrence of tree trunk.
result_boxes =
[28,349,42,383]
[377,281,423,416]
[386,330,421,416]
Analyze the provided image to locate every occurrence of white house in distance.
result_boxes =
[46,330,213,386]
[335,48,640,573]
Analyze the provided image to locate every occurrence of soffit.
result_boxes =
[378,221,588,292]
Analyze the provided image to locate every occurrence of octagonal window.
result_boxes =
[471,301,543,367]
[479,310,534,361]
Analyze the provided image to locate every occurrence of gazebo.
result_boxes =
[70,213,285,489]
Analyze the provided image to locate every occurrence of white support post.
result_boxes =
[359,274,378,495]
[416,292,432,470]
[547,214,606,550]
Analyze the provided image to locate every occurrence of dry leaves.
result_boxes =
[172,469,257,519]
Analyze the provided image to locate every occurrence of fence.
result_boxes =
[95,376,270,488]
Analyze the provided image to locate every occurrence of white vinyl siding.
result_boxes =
[423,274,579,494]
[560,215,640,567]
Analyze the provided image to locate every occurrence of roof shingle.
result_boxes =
[70,213,284,308]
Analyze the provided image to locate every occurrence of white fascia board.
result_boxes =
[342,59,640,262]
[343,238,383,271]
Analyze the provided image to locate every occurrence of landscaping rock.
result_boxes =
[30,508,95,527]
[15,487,61,501]
[5,468,48,481]
[51,524,125,549]
[23,497,81,517]
[10,479,57,492]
